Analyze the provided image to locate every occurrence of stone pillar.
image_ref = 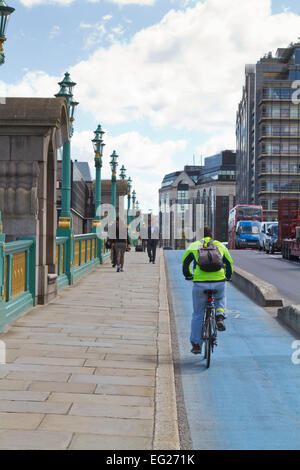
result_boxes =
[0,98,69,304]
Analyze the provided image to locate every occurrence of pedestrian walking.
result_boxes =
[147,223,159,264]
[111,216,128,272]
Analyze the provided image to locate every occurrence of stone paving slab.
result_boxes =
[48,392,153,407]
[0,430,72,450]
[0,413,44,430]
[0,250,180,450]
[69,434,152,450]
[40,414,153,437]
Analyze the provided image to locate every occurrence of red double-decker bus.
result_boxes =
[228,205,263,249]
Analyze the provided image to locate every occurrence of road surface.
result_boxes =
[230,249,300,305]
[165,250,300,450]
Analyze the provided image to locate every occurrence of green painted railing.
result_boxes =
[56,234,111,289]
[0,222,111,329]
[0,238,36,332]
[56,236,69,291]
[73,233,101,282]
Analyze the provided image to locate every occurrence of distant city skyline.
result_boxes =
[1,0,300,212]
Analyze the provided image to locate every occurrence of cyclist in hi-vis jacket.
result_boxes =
[182,227,233,355]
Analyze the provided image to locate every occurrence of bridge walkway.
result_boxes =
[0,251,179,450]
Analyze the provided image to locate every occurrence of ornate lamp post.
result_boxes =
[127,177,132,245]
[92,125,105,263]
[132,190,136,209]
[92,125,105,229]
[0,0,15,66]
[55,72,79,230]
[135,200,140,233]
[55,72,78,285]
[110,151,118,213]
[119,165,126,221]
[132,190,137,247]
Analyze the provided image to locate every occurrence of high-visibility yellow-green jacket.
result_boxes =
[182,237,233,282]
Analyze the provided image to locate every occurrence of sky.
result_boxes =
[1,0,300,213]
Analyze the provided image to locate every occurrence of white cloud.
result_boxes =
[79,20,126,49]
[20,0,74,6]
[0,70,58,97]
[196,129,236,160]
[49,25,61,39]
[71,130,186,212]
[104,0,155,3]
[60,0,300,147]
[4,0,300,165]
[20,0,155,6]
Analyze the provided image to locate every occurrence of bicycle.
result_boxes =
[202,289,218,369]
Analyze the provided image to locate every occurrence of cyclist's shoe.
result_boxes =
[216,315,226,332]
[191,342,202,355]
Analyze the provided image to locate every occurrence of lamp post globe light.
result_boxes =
[110,151,118,213]
[0,0,15,66]
[55,72,79,230]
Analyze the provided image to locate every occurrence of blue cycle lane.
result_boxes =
[165,250,300,450]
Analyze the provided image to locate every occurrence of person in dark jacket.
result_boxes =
[147,224,159,264]
[110,217,128,272]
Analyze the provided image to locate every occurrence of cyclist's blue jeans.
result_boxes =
[190,281,226,346]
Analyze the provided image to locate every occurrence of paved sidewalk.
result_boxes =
[0,250,180,450]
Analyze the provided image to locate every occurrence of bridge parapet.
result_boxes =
[0,237,36,333]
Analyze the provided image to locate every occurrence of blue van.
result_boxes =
[235,220,261,249]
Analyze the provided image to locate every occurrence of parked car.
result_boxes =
[265,223,279,254]
[259,221,275,251]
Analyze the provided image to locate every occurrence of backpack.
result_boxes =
[197,240,224,272]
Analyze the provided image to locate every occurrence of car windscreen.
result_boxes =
[239,224,260,234]
[271,225,278,235]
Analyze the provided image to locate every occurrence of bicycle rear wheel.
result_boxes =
[203,320,211,368]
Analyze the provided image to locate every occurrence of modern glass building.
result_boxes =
[236,42,300,221]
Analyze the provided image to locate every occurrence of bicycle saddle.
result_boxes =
[204,290,217,295]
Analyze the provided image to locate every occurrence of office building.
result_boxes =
[236,41,300,221]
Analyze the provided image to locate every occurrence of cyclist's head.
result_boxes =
[204,226,213,238]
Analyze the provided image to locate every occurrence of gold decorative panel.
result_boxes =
[87,240,91,261]
[92,239,96,259]
[74,241,80,267]
[81,241,86,265]
[12,252,26,299]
